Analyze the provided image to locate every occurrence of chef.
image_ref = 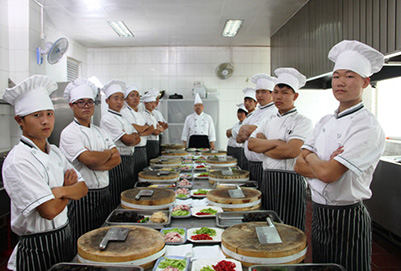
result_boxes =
[148,88,168,153]
[142,92,165,162]
[122,85,154,174]
[248,68,312,231]
[2,75,88,271]
[100,80,140,208]
[226,103,247,161]
[234,87,257,169]
[181,93,216,149]
[237,74,277,174]
[60,78,121,247]
[294,40,385,271]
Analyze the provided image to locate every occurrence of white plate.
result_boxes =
[191,258,241,271]
[190,189,211,198]
[171,209,191,218]
[153,256,189,271]
[193,172,209,179]
[180,165,193,172]
[161,228,187,245]
[177,181,193,189]
[176,194,190,200]
[180,173,193,179]
[191,206,223,218]
[187,227,223,243]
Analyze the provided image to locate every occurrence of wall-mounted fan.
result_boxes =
[215,62,234,79]
[36,37,69,65]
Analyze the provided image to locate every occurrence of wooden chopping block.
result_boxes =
[205,157,237,167]
[121,187,175,209]
[221,222,307,267]
[207,187,261,211]
[150,158,182,167]
[201,150,227,157]
[161,143,185,150]
[138,170,179,181]
[161,150,189,157]
[208,169,249,184]
[77,225,165,269]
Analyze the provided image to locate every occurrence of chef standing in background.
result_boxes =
[181,93,216,149]
[60,79,121,250]
[2,75,88,271]
[226,103,247,161]
[295,40,385,271]
[100,80,140,208]
[147,88,168,153]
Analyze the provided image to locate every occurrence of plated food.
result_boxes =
[177,179,193,188]
[187,227,223,243]
[161,228,187,244]
[190,189,211,198]
[180,173,192,179]
[153,256,189,271]
[176,188,190,199]
[191,206,223,218]
[191,259,241,271]
[171,205,191,218]
[180,165,193,172]
[194,172,209,179]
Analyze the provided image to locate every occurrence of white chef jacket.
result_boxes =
[121,106,148,147]
[181,112,216,142]
[244,103,278,162]
[153,109,167,123]
[302,103,385,206]
[100,109,137,155]
[143,109,160,141]
[59,119,116,189]
[2,136,84,236]
[255,108,312,171]
[227,121,244,148]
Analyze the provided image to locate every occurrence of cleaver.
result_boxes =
[99,227,130,250]
[228,184,245,198]
[256,217,282,244]
[135,189,154,200]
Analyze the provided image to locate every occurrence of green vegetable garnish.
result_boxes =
[172,210,189,216]
[195,189,208,194]
[138,217,149,223]
[162,228,185,235]
[200,266,215,271]
[199,208,217,215]
[194,227,216,236]
[176,194,188,198]
[158,257,187,271]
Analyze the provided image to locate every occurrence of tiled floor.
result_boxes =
[1,200,401,270]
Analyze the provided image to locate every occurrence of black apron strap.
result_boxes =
[17,223,73,271]
[188,135,210,148]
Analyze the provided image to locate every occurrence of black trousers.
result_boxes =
[17,223,73,271]
[262,169,307,231]
[109,154,135,209]
[312,202,371,271]
[239,148,249,170]
[248,160,263,187]
[188,135,210,148]
[133,146,148,182]
[146,140,160,164]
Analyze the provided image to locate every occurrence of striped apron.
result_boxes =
[312,202,371,271]
[146,140,160,164]
[239,148,249,170]
[67,186,111,253]
[109,154,135,209]
[159,134,163,156]
[133,146,148,182]
[248,161,263,187]
[226,146,242,163]
[262,169,307,231]
[17,223,73,271]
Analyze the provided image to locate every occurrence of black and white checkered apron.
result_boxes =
[146,140,160,164]
[312,201,371,271]
[67,186,111,253]
[226,146,242,164]
[262,169,307,231]
[17,223,74,271]
[133,146,148,181]
[248,160,263,187]
[239,147,249,170]
[109,154,135,209]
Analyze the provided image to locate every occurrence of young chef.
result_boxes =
[100,80,140,208]
[226,103,247,160]
[2,75,88,271]
[248,68,312,231]
[142,92,165,162]
[147,88,168,153]
[238,74,277,174]
[122,85,154,173]
[294,40,385,271]
[60,79,121,247]
[181,93,216,149]
[235,87,257,170]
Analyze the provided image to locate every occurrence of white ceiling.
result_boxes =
[42,0,308,48]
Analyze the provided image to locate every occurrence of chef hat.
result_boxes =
[148,87,160,98]
[102,80,126,98]
[242,87,256,101]
[142,92,157,103]
[125,84,141,98]
[3,75,57,117]
[251,73,276,91]
[194,93,203,104]
[64,78,97,103]
[328,40,384,77]
[274,68,306,92]
[236,103,248,113]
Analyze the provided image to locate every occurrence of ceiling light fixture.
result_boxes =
[222,19,243,37]
[107,21,134,38]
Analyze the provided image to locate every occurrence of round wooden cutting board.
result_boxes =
[150,158,182,167]
[78,225,165,269]
[161,143,185,150]
[121,187,175,209]
[208,169,249,184]
[221,222,307,267]
[138,170,179,181]
[205,156,237,167]
[201,150,227,157]
[161,150,189,157]
[207,187,261,211]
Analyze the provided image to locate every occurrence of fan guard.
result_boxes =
[215,62,234,79]
[36,37,69,65]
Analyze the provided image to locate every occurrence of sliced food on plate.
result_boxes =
[180,173,192,179]
[194,172,209,179]
[187,227,223,243]
[192,259,241,271]
[176,188,190,199]
[177,179,193,188]
[191,206,223,218]
[171,205,191,217]
[154,256,189,271]
[161,228,187,244]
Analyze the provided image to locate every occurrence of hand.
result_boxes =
[51,186,64,199]
[64,169,78,186]
[330,146,344,160]
[209,142,215,150]
[256,133,267,139]
[226,129,232,138]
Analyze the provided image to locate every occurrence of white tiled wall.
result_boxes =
[87,46,270,149]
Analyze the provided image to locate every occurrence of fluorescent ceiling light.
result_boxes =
[107,21,134,38]
[222,19,243,37]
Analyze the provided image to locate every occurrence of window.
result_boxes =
[67,57,80,82]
